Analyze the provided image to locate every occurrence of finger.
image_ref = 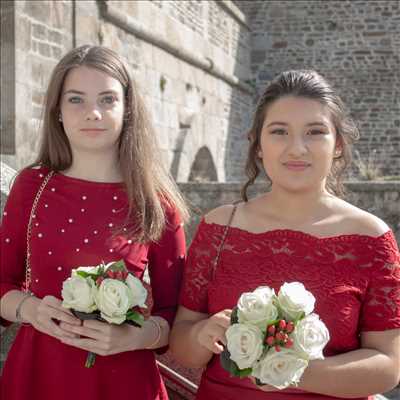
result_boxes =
[42,297,81,325]
[60,337,110,355]
[213,312,232,329]
[50,309,82,325]
[210,339,224,354]
[41,318,78,339]
[58,322,82,338]
[199,334,224,354]
[59,323,106,341]
[39,304,81,326]
[82,319,111,332]
[205,324,227,340]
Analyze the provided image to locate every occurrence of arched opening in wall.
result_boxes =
[188,146,218,182]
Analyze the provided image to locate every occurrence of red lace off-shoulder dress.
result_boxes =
[0,167,186,400]
[180,218,400,400]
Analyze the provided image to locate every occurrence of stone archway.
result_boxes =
[188,146,218,182]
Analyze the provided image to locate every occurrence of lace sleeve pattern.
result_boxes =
[179,219,224,313]
[360,230,400,331]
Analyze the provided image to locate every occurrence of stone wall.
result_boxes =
[0,0,253,182]
[236,0,400,178]
[1,0,73,168]
[178,181,400,244]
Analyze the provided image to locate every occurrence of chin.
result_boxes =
[273,180,321,194]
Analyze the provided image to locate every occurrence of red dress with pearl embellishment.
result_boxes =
[0,167,186,400]
[179,218,400,400]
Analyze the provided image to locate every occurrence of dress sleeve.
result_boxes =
[148,207,186,329]
[0,169,39,325]
[360,230,400,332]
[179,219,224,314]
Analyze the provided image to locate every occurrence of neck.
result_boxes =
[62,149,123,183]
[266,183,334,225]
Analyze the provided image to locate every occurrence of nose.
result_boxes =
[286,135,308,158]
[85,106,102,121]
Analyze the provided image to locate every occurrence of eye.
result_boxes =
[100,95,117,105]
[307,129,327,135]
[270,128,287,135]
[68,96,83,104]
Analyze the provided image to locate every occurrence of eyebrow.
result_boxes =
[265,121,329,128]
[63,89,119,96]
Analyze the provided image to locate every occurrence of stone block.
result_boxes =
[38,42,51,58]
[32,23,46,40]
[24,0,51,23]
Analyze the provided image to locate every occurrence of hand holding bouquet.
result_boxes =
[61,260,147,367]
[221,282,330,389]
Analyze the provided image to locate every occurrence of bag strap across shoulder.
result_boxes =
[24,170,54,292]
[211,203,238,280]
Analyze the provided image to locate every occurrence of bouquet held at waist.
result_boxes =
[221,282,330,389]
[61,259,147,367]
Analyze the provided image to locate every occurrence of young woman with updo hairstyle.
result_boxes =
[170,70,400,400]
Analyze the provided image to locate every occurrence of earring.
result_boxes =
[334,149,342,159]
[58,113,62,122]
[257,150,263,159]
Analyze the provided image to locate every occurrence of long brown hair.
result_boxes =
[33,45,189,242]
[242,70,359,201]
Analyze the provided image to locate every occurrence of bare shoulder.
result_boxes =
[333,198,390,237]
[204,204,237,225]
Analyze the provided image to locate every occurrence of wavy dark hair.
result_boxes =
[32,45,189,242]
[242,70,359,201]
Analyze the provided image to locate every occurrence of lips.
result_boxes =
[283,161,311,171]
[80,128,107,132]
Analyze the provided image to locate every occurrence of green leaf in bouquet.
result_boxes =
[98,263,105,276]
[220,347,252,378]
[75,271,101,282]
[230,307,239,324]
[76,270,91,278]
[108,259,127,272]
[294,312,305,324]
[126,310,145,327]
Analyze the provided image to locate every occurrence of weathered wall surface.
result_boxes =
[1,0,253,182]
[236,0,400,178]
[179,181,400,244]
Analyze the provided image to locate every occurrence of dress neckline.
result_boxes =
[53,170,124,187]
[200,218,393,243]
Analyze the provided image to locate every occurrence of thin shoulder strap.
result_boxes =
[25,170,54,292]
[211,204,238,280]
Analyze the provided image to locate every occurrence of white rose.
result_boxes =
[292,313,330,360]
[71,265,100,277]
[237,286,278,330]
[252,348,308,389]
[125,274,148,308]
[226,323,264,370]
[61,276,97,313]
[278,282,315,321]
[96,279,134,324]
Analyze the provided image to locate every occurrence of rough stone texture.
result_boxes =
[1,0,252,182]
[179,181,400,244]
[1,0,73,171]
[235,0,400,179]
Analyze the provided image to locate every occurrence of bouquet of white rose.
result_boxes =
[221,282,330,389]
[61,260,147,367]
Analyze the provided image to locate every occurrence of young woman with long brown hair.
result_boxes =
[170,70,400,399]
[0,45,189,400]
